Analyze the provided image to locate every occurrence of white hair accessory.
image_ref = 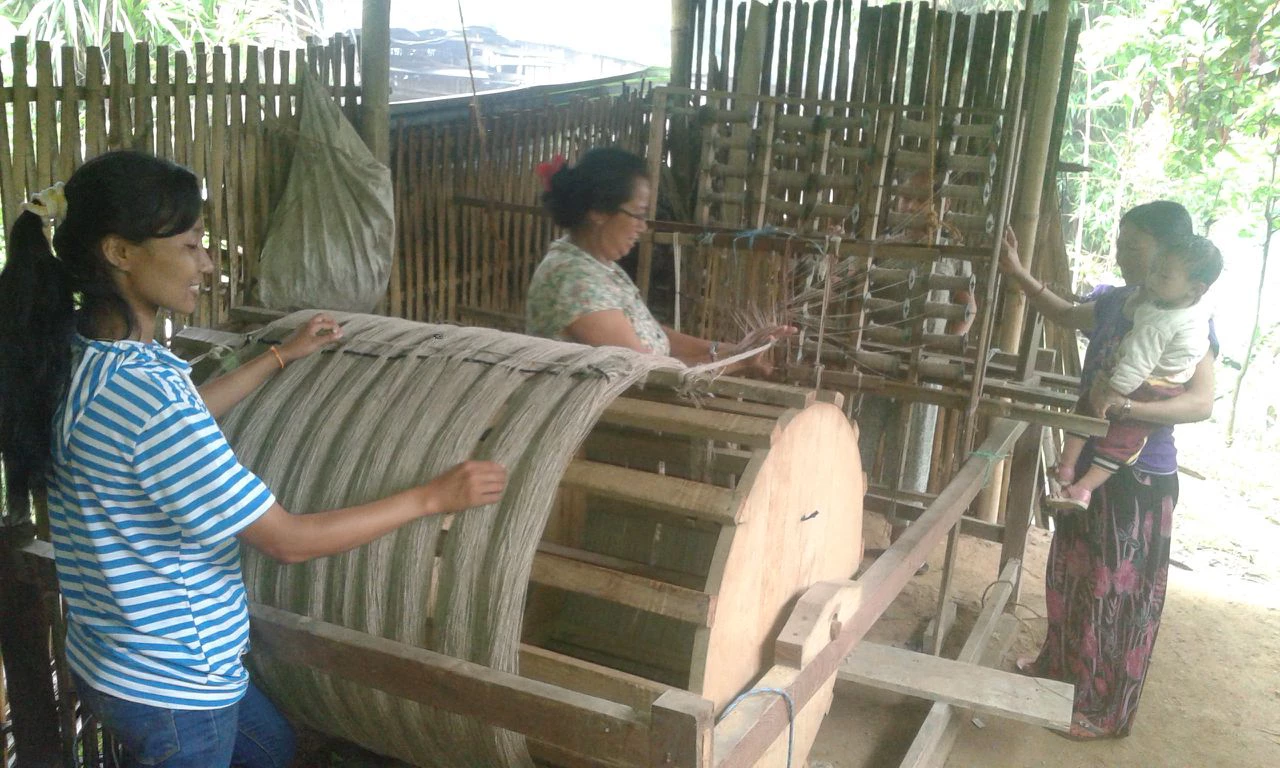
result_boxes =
[22,182,68,224]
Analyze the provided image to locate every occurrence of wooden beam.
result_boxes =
[898,559,1038,768]
[0,525,60,766]
[643,371,815,410]
[1001,425,1045,604]
[561,460,738,526]
[359,0,391,165]
[862,491,1005,544]
[710,419,1027,767]
[599,398,777,448]
[530,550,715,627]
[650,689,715,768]
[812,371,1107,436]
[836,642,1072,730]
[247,603,650,761]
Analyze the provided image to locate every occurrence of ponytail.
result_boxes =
[1,151,202,496]
[0,211,76,494]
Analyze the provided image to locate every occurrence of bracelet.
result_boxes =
[269,346,286,370]
[708,341,720,362]
[1029,281,1048,300]
[1106,398,1133,421]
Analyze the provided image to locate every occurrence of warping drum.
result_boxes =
[220,313,863,768]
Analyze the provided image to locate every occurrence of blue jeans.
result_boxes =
[74,675,295,768]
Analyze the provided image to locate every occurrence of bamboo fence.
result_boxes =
[387,89,650,324]
[0,33,360,330]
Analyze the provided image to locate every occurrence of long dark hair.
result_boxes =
[541,147,648,229]
[0,151,203,492]
[1119,200,1194,249]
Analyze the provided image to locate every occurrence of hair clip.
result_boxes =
[534,154,567,192]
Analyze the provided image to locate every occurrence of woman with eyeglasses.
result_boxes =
[525,147,791,372]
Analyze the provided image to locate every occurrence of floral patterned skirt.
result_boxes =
[1031,466,1178,737]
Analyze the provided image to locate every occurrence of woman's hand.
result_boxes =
[727,325,797,376]
[278,314,344,363]
[421,460,508,515]
[1088,380,1129,418]
[998,226,1026,279]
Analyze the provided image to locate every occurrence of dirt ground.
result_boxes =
[809,420,1280,768]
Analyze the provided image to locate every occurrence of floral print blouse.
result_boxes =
[525,237,670,355]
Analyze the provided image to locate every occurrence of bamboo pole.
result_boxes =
[671,0,695,89]
[999,0,1071,353]
[361,0,391,165]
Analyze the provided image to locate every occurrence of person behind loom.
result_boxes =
[524,147,793,373]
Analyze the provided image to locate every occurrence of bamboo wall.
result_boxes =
[677,0,1026,111]
[387,89,650,323]
[0,33,360,329]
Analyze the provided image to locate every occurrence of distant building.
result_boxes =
[388,26,644,101]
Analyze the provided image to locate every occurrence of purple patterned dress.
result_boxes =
[1031,285,1186,736]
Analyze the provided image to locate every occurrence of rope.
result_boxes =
[717,687,796,768]
[969,449,1007,485]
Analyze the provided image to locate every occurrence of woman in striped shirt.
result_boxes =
[0,150,506,767]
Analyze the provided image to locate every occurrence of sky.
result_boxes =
[327,1,673,66]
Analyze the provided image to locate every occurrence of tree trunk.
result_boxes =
[1226,139,1280,444]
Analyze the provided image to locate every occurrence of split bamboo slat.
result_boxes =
[0,35,354,330]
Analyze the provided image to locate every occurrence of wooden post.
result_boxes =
[360,0,391,165]
[0,514,60,765]
[1000,424,1045,605]
[671,0,695,89]
[999,0,1071,353]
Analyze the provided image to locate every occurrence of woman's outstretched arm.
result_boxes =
[200,314,343,418]
[238,460,506,564]
[999,227,1096,331]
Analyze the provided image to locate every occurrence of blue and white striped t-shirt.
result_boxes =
[48,337,275,710]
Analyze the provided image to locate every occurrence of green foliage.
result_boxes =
[0,0,330,60]
[1060,0,1280,285]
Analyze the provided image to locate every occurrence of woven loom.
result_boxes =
[217,311,862,767]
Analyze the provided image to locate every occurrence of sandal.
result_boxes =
[1049,714,1115,741]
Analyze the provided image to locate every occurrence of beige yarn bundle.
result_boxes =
[219,311,682,767]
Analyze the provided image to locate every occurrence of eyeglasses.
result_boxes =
[616,208,646,222]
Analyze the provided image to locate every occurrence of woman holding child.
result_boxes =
[1000,201,1218,740]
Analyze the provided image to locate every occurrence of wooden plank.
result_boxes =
[862,491,1004,544]
[10,38,34,198]
[650,689,714,768]
[133,41,153,155]
[33,41,56,187]
[561,459,737,527]
[599,398,776,449]
[247,603,650,762]
[519,639,673,715]
[531,549,715,626]
[836,642,1072,729]
[84,47,107,158]
[156,46,172,160]
[0,53,18,233]
[1000,424,1044,603]
[628,389,789,421]
[898,558,1030,768]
